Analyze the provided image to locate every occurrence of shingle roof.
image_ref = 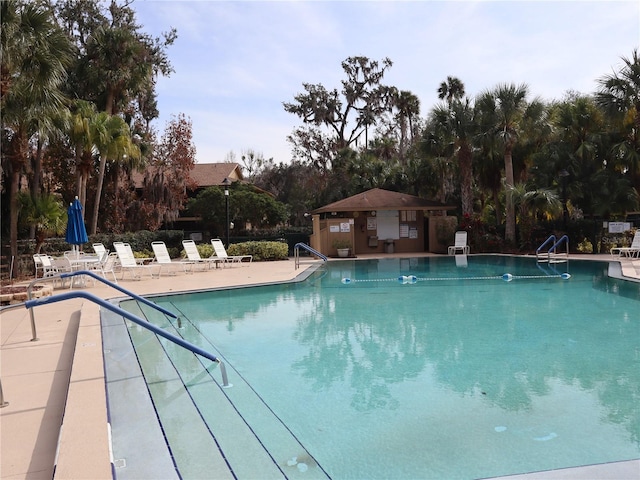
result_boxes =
[188,163,243,187]
[312,188,455,213]
[132,163,243,189]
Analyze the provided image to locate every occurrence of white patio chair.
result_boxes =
[40,255,71,288]
[448,231,470,255]
[113,242,160,280]
[182,240,222,270]
[611,230,640,258]
[96,252,119,284]
[210,239,252,267]
[151,241,193,275]
[33,253,45,278]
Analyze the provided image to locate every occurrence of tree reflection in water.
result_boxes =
[135,256,639,477]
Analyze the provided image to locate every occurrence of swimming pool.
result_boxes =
[103,255,640,479]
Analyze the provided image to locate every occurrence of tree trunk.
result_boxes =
[76,151,92,215]
[75,159,83,205]
[105,88,115,115]
[459,143,473,216]
[8,132,27,257]
[492,188,502,226]
[9,168,20,257]
[29,140,45,239]
[504,148,516,244]
[399,117,407,164]
[90,155,107,234]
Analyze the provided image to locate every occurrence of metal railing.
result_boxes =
[536,235,569,263]
[1,270,230,407]
[294,242,328,269]
[25,290,224,366]
[25,270,175,341]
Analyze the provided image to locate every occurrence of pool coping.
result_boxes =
[1,254,638,479]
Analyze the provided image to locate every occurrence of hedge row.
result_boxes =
[193,240,289,261]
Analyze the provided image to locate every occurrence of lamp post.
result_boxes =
[222,177,231,247]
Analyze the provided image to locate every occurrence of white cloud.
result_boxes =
[134,0,640,164]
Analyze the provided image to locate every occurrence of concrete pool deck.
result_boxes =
[1,253,639,479]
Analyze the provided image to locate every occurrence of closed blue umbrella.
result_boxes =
[65,197,88,249]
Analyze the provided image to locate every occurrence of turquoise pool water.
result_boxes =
[108,256,640,479]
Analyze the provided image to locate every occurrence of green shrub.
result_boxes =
[133,249,154,259]
[228,241,288,261]
[198,243,214,258]
[577,238,593,253]
[179,243,213,259]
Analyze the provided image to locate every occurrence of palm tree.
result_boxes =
[546,95,604,219]
[509,183,562,250]
[420,123,456,204]
[595,49,640,193]
[1,0,72,256]
[476,83,531,244]
[438,76,466,105]
[90,112,140,235]
[429,96,475,216]
[67,100,99,210]
[90,112,139,234]
[392,89,421,162]
[18,192,67,253]
[83,25,151,115]
[66,103,148,235]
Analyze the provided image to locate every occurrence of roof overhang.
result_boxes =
[311,188,456,214]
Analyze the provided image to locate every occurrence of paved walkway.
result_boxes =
[1,254,638,479]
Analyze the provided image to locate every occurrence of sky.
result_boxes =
[132,0,640,165]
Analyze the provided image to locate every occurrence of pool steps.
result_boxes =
[106,300,330,479]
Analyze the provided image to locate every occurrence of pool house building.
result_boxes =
[309,188,456,257]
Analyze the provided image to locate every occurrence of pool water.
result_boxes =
[106,256,640,479]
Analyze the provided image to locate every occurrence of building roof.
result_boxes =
[132,163,243,189]
[312,188,455,213]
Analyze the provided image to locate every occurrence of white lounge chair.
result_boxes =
[92,243,109,262]
[151,241,193,275]
[210,239,252,267]
[113,242,160,280]
[448,231,470,255]
[611,231,640,258]
[182,240,222,270]
[454,254,468,267]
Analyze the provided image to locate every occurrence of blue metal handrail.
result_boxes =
[66,270,176,315]
[536,235,557,254]
[536,235,569,263]
[549,235,569,254]
[26,270,176,341]
[294,242,328,260]
[294,242,328,269]
[25,290,230,386]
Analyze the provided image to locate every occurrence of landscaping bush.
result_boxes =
[228,241,289,261]
[179,241,288,261]
[195,243,214,258]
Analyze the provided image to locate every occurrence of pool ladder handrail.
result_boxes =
[22,270,176,341]
[536,235,569,263]
[294,242,328,269]
[7,271,230,399]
